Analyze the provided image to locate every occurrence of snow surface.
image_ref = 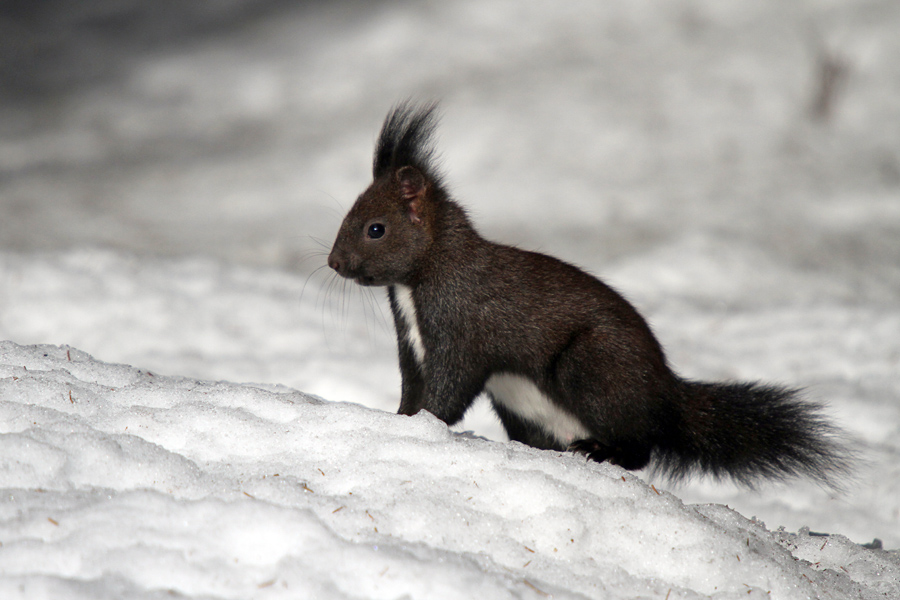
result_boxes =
[2,0,900,598]
[1,340,898,599]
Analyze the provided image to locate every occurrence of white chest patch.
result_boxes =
[394,284,425,365]
[485,373,590,446]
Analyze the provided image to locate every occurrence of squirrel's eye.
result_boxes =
[367,223,385,239]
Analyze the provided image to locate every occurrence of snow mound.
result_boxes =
[1,341,896,599]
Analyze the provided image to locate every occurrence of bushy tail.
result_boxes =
[653,380,852,488]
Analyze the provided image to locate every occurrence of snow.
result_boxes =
[0,341,897,599]
[2,0,900,598]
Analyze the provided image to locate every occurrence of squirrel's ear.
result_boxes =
[396,166,426,225]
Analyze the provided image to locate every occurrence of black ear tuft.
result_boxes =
[373,101,441,180]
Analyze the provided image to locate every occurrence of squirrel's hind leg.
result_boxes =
[569,438,652,471]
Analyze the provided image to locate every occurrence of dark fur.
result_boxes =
[328,102,850,487]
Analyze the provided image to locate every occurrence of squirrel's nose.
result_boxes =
[327,252,343,273]
[328,247,351,276]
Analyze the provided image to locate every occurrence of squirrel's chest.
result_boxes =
[392,284,426,365]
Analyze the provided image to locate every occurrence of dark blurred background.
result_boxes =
[1,0,300,100]
[1,0,898,283]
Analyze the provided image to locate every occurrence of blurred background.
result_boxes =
[3,0,898,271]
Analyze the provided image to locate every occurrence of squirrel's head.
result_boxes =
[328,102,444,287]
[328,165,433,286]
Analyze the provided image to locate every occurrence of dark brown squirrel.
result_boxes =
[327,101,850,486]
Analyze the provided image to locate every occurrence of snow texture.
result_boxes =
[1,0,900,598]
[0,340,897,599]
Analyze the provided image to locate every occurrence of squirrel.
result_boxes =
[327,102,850,487]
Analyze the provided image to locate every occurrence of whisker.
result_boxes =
[296,249,329,269]
[300,264,331,305]
[322,273,348,352]
[364,286,390,333]
[327,274,343,335]
[329,275,344,334]
[319,273,336,351]
[321,191,346,214]
[362,286,379,340]
[306,235,332,250]
[341,278,352,333]
[318,268,336,312]
[311,191,349,225]
[308,252,390,349]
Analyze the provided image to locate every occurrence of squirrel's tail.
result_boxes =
[653,380,852,488]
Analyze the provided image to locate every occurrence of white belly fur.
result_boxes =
[485,373,590,446]
[394,284,425,365]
